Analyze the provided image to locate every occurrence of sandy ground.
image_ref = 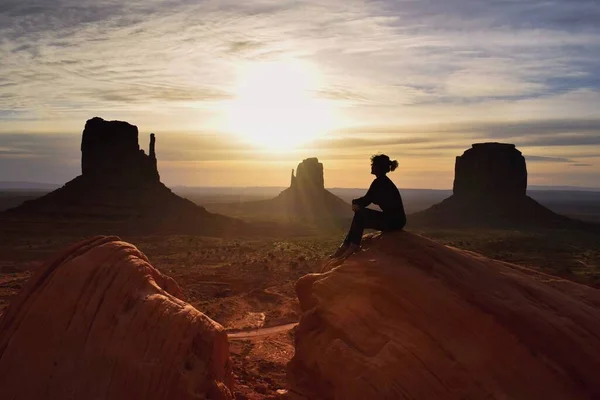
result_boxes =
[0,224,339,399]
[1,221,598,398]
[230,329,296,399]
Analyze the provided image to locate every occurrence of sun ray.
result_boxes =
[226,59,335,151]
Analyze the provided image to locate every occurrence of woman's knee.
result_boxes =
[388,217,406,231]
[354,207,367,218]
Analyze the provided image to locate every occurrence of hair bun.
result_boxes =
[390,160,399,172]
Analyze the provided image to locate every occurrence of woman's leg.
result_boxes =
[330,216,359,258]
[332,209,404,258]
[345,208,393,245]
[347,208,407,243]
[344,210,365,245]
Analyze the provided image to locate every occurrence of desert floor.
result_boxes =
[1,222,599,398]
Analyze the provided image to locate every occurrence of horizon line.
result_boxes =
[2,181,600,192]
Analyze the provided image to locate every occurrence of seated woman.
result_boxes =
[331,154,406,258]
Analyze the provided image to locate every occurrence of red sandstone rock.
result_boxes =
[453,142,527,198]
[210,158,351,225]
[6,118,253,235]
[289,231,600,399]
[81,117,159,183]
[410,143,591,229]
[291,158,325,192]
[0,236,234,400]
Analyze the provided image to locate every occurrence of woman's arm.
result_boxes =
[352,180,376,207]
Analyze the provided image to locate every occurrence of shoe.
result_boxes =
[339,243,360,259]
[329,243,349,259]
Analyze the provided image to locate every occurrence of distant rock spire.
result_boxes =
[150,133,156,159]
[293,158,324,192]
[291,169,296,187]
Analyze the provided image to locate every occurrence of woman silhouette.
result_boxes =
[331,154,406,258]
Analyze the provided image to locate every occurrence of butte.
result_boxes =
[208,157,351,226]
[5,117,244,235]
[410,142,592,229]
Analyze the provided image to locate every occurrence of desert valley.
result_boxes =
[4,1,600,398]
[0,118,599,399]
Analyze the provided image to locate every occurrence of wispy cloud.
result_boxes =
[526,156,575,163]
[0,0,599,186]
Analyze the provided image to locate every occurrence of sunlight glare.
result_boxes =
[227,60,334,151]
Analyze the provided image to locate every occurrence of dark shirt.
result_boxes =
[352,175,406,219]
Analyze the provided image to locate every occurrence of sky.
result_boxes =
[1,0,599,189]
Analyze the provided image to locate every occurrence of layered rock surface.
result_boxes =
[289,231,600,399]
[410,143,578,228]
[0,236,234,400]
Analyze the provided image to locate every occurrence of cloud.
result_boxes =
[0,133,80,159]
[227,40,264,55]
[1,0,600,186]
[526,156,574,163]
[2,0,599,118]
[313,136,435,150]
[520,135,600,147]
[330,118,600,150]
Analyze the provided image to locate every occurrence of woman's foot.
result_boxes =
[339,243,361,259]
[329,243,350,259]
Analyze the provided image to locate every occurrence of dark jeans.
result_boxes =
[344,208,406,245]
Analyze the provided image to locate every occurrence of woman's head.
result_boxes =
[370,154,399,176]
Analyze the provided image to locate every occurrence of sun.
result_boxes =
[226,60,334,151]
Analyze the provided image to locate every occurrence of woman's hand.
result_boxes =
[352,204,361,212]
